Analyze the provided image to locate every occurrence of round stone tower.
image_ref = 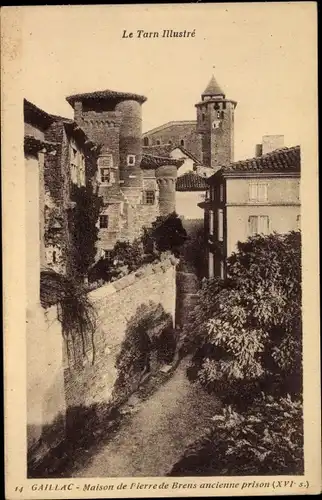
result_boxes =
[115,99,143,189]
[195,75,237,171]
[155,164,178,216]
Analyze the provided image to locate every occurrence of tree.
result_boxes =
[185,231,302,400]
[143,212,188,257]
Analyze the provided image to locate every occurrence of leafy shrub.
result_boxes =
[89,238,154,283]
[143,212,188,257]
[184,231,302,399]
[169,393,303,476]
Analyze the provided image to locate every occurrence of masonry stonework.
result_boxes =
[64,256,177,410]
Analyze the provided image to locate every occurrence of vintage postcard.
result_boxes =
[2,3,321,498]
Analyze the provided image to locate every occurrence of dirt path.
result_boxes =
[73,360,221,477]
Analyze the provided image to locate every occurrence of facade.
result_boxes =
[66,90,183,254]
[43,115,99,276]
[176,172,208,220]
[196,75,237,170]
[142,121,202,161]
[199,145,301,279]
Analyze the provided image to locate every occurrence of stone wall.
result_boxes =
[64,255,177,411]
[27,304,66,469]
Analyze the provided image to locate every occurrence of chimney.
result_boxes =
[255,144,263,157]
[262,135,284,155]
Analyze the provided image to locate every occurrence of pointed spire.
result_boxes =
[202,75,225,97]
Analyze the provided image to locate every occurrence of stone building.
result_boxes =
[66,89,184,255]
[43,115,99,276]
[199,144,301,279]
[142,75,237,223]
[142,121,202,161]
[24,100,66,462]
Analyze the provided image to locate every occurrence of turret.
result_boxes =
[195,75,237,170]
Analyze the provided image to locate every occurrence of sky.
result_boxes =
[20,3,316,160]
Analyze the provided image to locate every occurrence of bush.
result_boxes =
[89,238,154,283]
[184,231,302,399]
[143,212,188,257]
[169,393,303,476]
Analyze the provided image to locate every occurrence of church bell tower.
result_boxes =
[196,75,237,171]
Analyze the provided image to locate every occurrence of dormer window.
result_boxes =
[127,154,136,166]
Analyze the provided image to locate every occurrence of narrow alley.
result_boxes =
[72,359,221,478]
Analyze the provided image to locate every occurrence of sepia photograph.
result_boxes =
[2,3,320,498]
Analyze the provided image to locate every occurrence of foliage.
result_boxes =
[143,212,188,257]
[169,393,303,476]
[68,184,103,280]
[112,302,174,403]
[40,269,97,365]
[184,231,302,398]
[180,220,207,277]
[89,238,155,283]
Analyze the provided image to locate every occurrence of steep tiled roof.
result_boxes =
[143,144,202,165]
[202,75,225,97]
[140,154,184,169]
[220,145,301,175]
[176,172,208,191]
[143,144,175,156]
[66,89,147,105]
[24,99,54,129]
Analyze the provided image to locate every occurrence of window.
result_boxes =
[79,154,86,186]
[127,154,136,166]
[220,260,225,279]
[52,251,56,264]
[249,182,268,202]
[202,113,205,122]
[99,215,109,229]
[143,137,149,146]
[100,168,111,184]
[209,210,214,236]
[218,209,224,241]
[208,251,214,278]
[143,191,155,205]
[223,101,226,110]
[248,215,269,236]
[70,146,79,184]
[219,184,224,202]
[168,140,172,145]
[156,139,161,145]
[180,139,185,147]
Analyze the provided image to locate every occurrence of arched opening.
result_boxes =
[156,139,161,145]
[143,137,149,146]
[180,139,185,147]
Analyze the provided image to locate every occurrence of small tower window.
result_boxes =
[202,113,205,122]
[223,101,226,110]
[99,215,109,229]
[180,139,185,147]
[52,251,56,264]
[127,154,136,166]
[143,137,149,146]
[214,102,220,110]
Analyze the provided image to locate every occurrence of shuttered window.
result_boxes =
[218,209,224,241]
[248,215,269,236]
[249,182,268,202]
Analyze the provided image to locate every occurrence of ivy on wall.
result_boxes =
[68,183,103,280]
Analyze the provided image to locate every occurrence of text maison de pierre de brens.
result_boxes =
[122,29,196,38]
